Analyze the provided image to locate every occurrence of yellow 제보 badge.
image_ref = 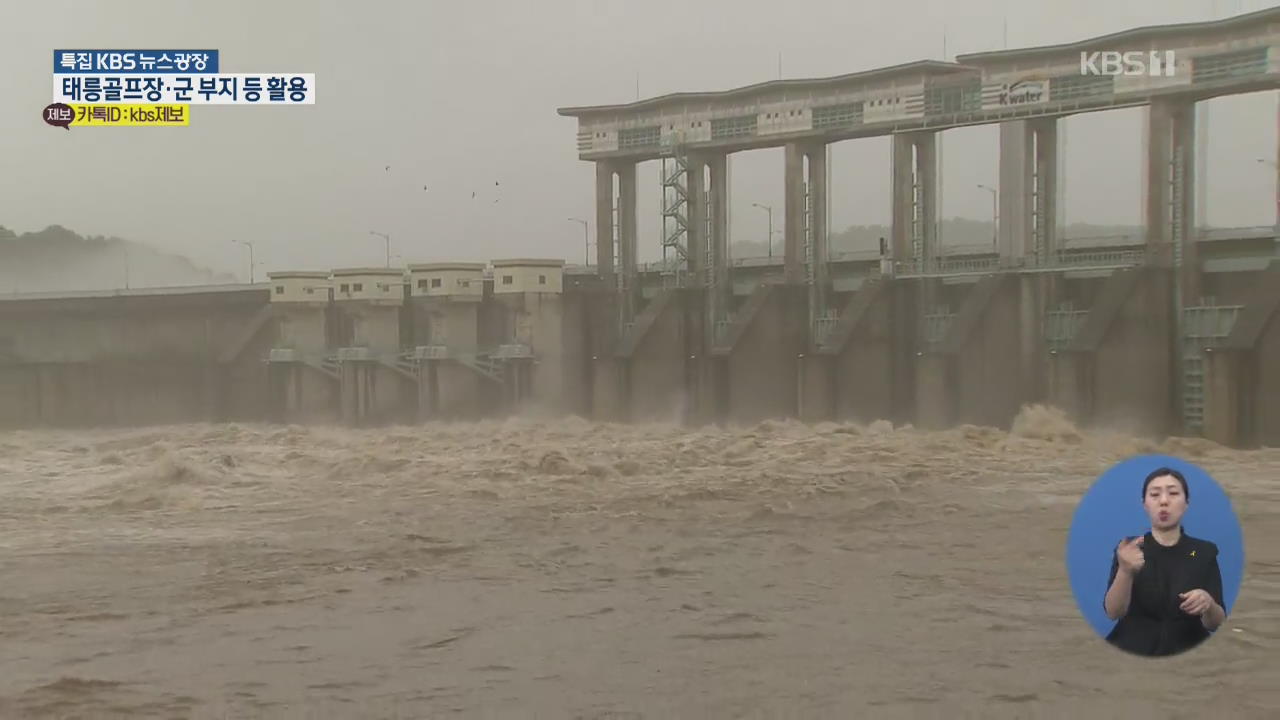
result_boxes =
[68,104,188,126]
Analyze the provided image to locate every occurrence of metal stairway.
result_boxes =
[660,133,690,287]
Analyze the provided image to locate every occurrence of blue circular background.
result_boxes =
[1065,454,1244,641]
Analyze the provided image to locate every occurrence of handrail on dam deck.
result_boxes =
[266,344,528,385]
[562,229,1272,281]
[894,244,1171,278]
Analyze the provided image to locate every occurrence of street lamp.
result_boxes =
[977,184,998,251]
[369,231,391,268]
[568,218,590,265]
[751,203,774,257]
[232,239,255,283]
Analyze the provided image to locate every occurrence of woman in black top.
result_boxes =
[1103,467,1227,656]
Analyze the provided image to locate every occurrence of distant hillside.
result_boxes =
[728,218,1143,258]
[0,225,236,294]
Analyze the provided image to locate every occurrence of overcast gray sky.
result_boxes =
[1,0,1277,280]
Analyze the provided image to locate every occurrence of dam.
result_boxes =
[3,8,1280,447]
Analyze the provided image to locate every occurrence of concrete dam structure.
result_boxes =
[4,8,1280,448]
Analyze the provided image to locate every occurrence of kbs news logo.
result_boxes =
[1079,51,1177,77]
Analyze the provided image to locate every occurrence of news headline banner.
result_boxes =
[54,50,218,74]
[54,74,315,105]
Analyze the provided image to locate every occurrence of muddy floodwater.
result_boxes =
[2,407,1278,718]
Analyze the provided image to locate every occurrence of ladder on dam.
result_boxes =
[660,135,690,286]
[1180,302,1242,434]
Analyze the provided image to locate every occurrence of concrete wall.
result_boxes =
[0,289,273,428]
[411,298,480,350]
[559,289,590,418]
[489,292,569,412]
[955,277,1025,428]
[275,310,328,351]
[1254,313,1280,446]
[798,354,834,422]
[4,262,1276,441]
[1092,269,1174,436]
[833,289,896,424]
[1,303,252,362]
[339,363,412,426]
[0,362,204,427]
[627,291,687,422]
[725,285,807,424]
[1047,352,1092,423]
[338,305,401,351]
[1202,270,1270,306]
[582,289,620,421]
[273,364,338,423]
[914,353,955,430]
[409,299,483,420]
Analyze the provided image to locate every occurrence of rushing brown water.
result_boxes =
[1,406,1277,719]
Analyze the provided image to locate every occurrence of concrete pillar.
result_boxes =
[998,121,1033,259]
[1146,99,1199,302]
[1032,118,1060,259]
[687,156,708,288]
[806,143,830,331]
[784,143,806,284]
[340,362,359,425]
[528,293,565,412]
[890,133,938,270]
[891,135,914,263]
[416,363,434,421]
[708,153,730,323]
[282,365,302,417]
[703,153,732,427]
[901,132,942,316]
[915,133,938,268]
[617,161,638,324]
[595,161,615,282]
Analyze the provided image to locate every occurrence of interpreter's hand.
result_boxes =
[1116,536,1145,575]
[1179,589,1214,616]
